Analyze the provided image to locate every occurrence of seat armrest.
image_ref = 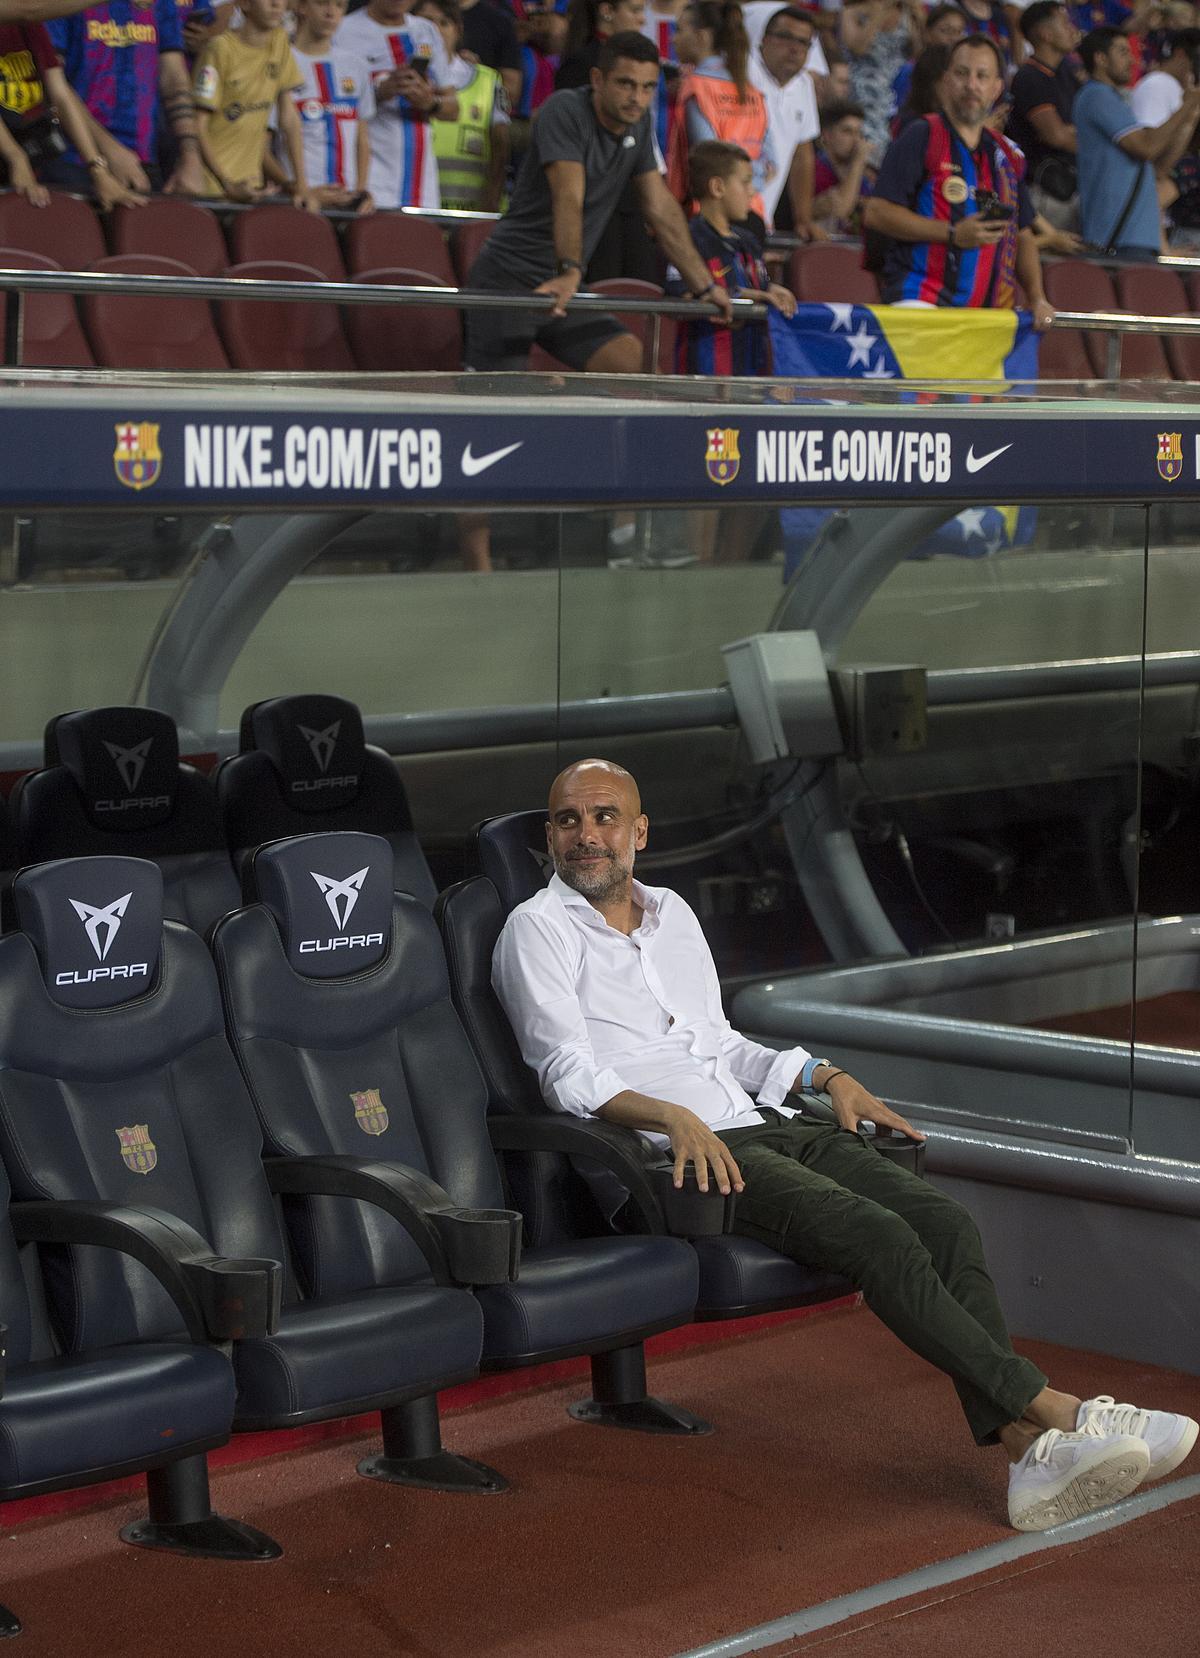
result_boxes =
[487,1114,733,1238]
[263,1155,522,1286]
[9,1201,282,1342]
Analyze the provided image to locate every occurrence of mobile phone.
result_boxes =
[408,56,430,78]
[974,188,1013,221]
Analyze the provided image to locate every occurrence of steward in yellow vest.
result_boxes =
[418,0,510,212]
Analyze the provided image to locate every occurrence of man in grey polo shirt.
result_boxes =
[464,29,731,372]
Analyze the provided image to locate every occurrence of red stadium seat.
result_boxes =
[1042,259,1119,375]
[346,267,462,370]
[450,218,496,283]
[590,277,676,373]
[1115,264,1198,381]
[0,189,106,271]
[217,259,354,370]
[83,254,229,370]
[787,242,879,304]
[1038,319,1095,379]
[0,247,93,367]
[109,197,230,278]
[229,204,347,282]
[344,213,454,285]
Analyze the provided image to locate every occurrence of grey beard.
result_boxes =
[555,852,628,900]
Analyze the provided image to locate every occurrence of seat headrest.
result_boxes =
[14,856,164,1009]
[249,831,392,978]
[476,811,554,913]
[46,707,180,831]
[241,695,365,814]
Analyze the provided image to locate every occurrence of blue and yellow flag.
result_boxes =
[767,302,1038,382]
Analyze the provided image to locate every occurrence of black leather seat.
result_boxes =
[0,1156,279,1635]
[438,810,852,1320]
[215,695,436,906]
[211,830,709,1435]
[11,706,240,934]
[0,853,504,1496]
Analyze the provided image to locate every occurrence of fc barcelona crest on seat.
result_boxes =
[706,427,740,486]
[351,1088,388,1136]
[1157,431,1183,483]
[116,1123,157,1173]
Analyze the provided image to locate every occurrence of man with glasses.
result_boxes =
[749,4,821,234]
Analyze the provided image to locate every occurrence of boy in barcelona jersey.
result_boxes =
[273,0,375,211]
[192,0,315,204]
[334,0,456,209]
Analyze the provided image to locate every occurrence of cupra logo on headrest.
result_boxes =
[69,892,132,962]
[298,721,341,775]
[310,866,368,931]
[102,737,153,793]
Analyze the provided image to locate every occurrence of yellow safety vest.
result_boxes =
[433,62,504,213]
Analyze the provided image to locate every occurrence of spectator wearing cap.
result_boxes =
[1075,23,1200,255]
[1009,2,1084,230]
[864,34,1054,324]
[749,5,821,233]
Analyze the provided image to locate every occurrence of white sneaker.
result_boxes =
[1007,1426,1150,1532]
[1077,1396,1199,1482]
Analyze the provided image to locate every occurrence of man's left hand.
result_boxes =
[1031,296,1056,333]
[825,1073,926,1142]
[704,284,734,324]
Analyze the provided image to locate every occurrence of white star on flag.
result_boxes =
[956,508,987,540]
[826,302,855,332]
[862,358,895,379]
[845,324,878,369]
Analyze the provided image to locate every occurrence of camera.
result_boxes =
[974,188,1013,221]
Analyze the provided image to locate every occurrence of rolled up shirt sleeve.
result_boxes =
[492,910,630,1117]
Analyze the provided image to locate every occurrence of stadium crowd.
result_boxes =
[3,0,1200,273]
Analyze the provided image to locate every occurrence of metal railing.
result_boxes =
[2,263,1200,378]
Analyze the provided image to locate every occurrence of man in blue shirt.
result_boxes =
[1075,25,1200,257]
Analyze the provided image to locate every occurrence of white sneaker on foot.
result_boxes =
[1007,1426,1150,1532]
[1076,1396,1199,1481]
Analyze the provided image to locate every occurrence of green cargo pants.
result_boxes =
[719,1112,1047,1445]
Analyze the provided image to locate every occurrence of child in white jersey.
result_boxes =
[333,0,456,209]
[273,0,376,211]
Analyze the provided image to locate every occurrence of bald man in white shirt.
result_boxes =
[492,757,1197,1532]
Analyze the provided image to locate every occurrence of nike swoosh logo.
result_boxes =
[461,441,523,477]
[965,442,1013,474]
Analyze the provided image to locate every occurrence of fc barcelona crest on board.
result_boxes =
[352,1089,388,1136]
[1156,431,1183,483]
[116,1123,157,1173]
[114,421,162,491]
[706,427,740,486]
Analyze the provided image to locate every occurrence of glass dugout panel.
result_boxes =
[1129,503,1200,1163]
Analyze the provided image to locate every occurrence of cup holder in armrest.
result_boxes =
[649,1166,736,1237]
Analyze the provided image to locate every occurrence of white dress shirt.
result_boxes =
[748,50,821,227]
[492,872,812,1148]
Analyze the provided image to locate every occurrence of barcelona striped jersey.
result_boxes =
[287,48,375,190]
[333,9,449,209]
[669,216,771,376]
[47,0,183,165]
[873,112,1032,308]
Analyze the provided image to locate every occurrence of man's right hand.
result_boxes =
[662,1104,744,1195]
[534,268,581,319]
[106,143,151,194]
[952,216,1009,249]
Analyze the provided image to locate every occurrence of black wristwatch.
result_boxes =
[556,257,584,277]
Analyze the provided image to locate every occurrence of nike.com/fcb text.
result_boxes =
[184,425,443,491]
[756,429,954,486]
